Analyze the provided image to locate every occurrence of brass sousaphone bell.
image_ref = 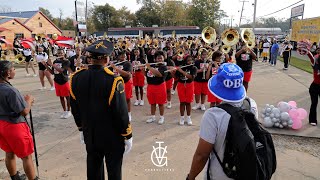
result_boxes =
[221,28,240,53]
[201,26,216,44]
[241,28,255,49]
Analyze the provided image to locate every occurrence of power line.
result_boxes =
[258,0,304,17]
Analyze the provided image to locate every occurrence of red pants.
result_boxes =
[125,79,133,100]
[133,71,145,87]
[166,78,174,90]
[177,82,194,103]
[244,70,253,82]
[194,81,208,95]
[147,82,167,105]
[55,82,70,97]
[0,121,34,158]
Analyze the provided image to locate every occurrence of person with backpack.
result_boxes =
[187,63,276,180]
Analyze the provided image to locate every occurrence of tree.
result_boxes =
[92,3,119,31]
[188,0,221,28]
[117,7,137,27]
[39,7,53,20]
[160,0,188,26]
[135,0,161,27]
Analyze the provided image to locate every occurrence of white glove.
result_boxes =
[124,138,133,154]
[80,132,85,144]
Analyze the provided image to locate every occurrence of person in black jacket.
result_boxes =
[70,40,133,180]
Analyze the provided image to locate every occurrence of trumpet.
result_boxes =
[164,64,194,73]
[201,26,216,44]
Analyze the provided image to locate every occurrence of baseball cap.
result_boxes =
[208,63,246,102]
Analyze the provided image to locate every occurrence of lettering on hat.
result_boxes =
[95,42,107,49]
[223,78,242,88]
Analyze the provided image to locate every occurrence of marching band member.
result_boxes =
[131,48,146,106]
[171,49,185,95]
[69,47,87,72]
[206,51,223,107]
[34,46,54,90]
[70,40,132,179]
[45,49,73,119]
[235,41,257,91]
[110,51,133,122]
[192,50,209,111]
[164,53,175,109]
[175,55,197,125]
[22,48,37,77]
[145,51,168,124]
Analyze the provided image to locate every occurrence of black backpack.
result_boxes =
[207,99,277,180]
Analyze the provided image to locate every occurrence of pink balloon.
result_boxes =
[297,108,308,120]
[288,101,297,108]
[292,119,303,130]
[288,109,299,119]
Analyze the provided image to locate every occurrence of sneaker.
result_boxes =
[38,86,46,90]
[171,90,175,95]
[158,117,165,125]
[186,116,192,126]
[134,100,140,106]
[26,74,31,77]
[16,171,27,180]
[139,100,144,106]
[192,104,201,110]
[179,117,185,125]
[33,74,37,77]
[272,64,275,67]
[50,86,55,91]
[283,67,288,70]
[60,111,67,119]
[146,116,155,123]
[310,122,317,126]
[167,101,172,109]
[64,111,72,119]
[200,104,206,111]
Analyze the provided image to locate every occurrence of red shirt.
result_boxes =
[307,53,320,84]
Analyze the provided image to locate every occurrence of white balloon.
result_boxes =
[262,118,274,128]
[278,102,290,112]
[270,113,275,118]
[288,120,293,125]
[279,124,284,128]
[272,118,277,123]
[275,113,280,118]
[282,122,288,127]
[270,105,275,109]
[261,108,266,114]
[272,108,281,115]
[266,108,272,113]
[280,112,290,121]
[288,124,293,128]
[275,122,280,127]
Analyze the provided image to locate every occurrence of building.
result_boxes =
[0,10,62,43]
[239,28,283,36]
[94,26,202,38]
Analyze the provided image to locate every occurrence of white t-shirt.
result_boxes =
[199,98,258,180]
[35,52,48,63]
[262,42,270,53]
[23,49,32,56]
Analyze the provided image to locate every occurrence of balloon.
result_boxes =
[292,120,303,130]
[297,108,308,120]
[274,122,280,127]
[288,120,293,125]
[272,118,278,123]
[265,104,270,108]
[280,112,290,121]
[261,114,265,118]
[266,108,272,113]
[272,108,281,115]
[288,109,299,120]
[270,113,275,118]
[288,124,293,128]
[261,108,266,114]
[263,117,273,128]
[270,105,275,109]
[275,113,280,118]
[288,101,297,108]
[282,122,288,127]
[278,102,290,112]
[279,124,284,129]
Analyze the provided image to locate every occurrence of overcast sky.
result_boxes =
[0,0,319,26]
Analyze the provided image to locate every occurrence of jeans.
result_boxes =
[309,82,320,124]
[270,52,278,65]
[283,55,289,68]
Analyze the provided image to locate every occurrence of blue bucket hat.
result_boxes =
[208,63,246,102]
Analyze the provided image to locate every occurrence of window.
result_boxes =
[15,33,24,39]
[39,22,42,27]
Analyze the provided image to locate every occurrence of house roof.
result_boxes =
[0,11,38,19]
[0,27,10,32]
[24,11,62,33]
[0,18,32,32]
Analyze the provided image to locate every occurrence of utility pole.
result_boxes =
[239,0,248,29]
[253,0,257,31]
[85,0,88,37]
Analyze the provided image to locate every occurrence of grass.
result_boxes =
[278,56,313,74]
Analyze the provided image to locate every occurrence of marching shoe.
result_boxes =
[39,86,46,90]
[201,104,206,111]
[186,116,192,126]
[158,116,165,125]
[146,116,156,123]
[167,101,172,109]
[179,116,185,125]
[64,111,72,119]
[26,74,31,77]
[192,103,201,110]
[139,100,144,106]
[33,74,37,77]
[134,100,139,106]
[60,111,67,119]
[50,86,55,91]
[171,90,175,95]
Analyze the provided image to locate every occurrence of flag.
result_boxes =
[21,38,35,50]
[54,35,75,48]
[0,38,12,45]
